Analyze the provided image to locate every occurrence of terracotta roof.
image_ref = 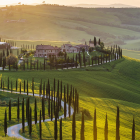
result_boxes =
[36,45,60,50]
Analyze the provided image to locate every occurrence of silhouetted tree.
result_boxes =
[132,117,135,140]
[116,106,120,140]
[93,109,97,140]
[104,113,108,140]
[81,111,85,140]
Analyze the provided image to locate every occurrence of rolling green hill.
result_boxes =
[0,56,140,139]
[1,5,140,46]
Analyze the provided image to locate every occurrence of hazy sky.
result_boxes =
[0,0,140,6]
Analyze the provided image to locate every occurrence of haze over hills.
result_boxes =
[0,4,140,47]
[69,3,138,8]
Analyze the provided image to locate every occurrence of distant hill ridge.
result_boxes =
[69,3,138,8]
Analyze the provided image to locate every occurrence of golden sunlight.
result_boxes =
[0,0,34,5]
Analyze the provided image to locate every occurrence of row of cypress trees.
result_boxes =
[3,91,136,140]
[80,107,135,140]
[0,45,122,71]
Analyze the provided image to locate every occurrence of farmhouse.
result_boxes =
[61,43,89,53]
[0,42,11,49]
[61,44,72,53]
[34,44,61,57]
[73,44,90,52]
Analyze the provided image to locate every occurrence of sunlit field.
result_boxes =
[0,56,140,139]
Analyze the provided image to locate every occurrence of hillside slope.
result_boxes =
[0,5,140,45]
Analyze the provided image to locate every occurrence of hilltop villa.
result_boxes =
[35,39,97,57]
[61,43,89,53]
[34,45,61,57]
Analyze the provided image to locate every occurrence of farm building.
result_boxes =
[0,42,11,49]
[61,44,89,53]
[61,44,73,53]
[34,44,61,58]
[73,44,90,52]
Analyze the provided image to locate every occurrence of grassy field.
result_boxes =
[0,89,63,139]
[0,56,140,139]
[121,39,140,50]
[121,49,140,60]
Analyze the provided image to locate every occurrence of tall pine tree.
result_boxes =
[93,109,97,140]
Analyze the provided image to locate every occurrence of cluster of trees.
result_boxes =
[1,77,79,138]
[80,107,135,140]
[2,76,136,140]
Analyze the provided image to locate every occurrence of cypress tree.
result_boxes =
[98,38,100,45]
[4,109,7,137]
[93,109,97,140]
[116,106,120,140]
[27,98,30,126]
[1,78,2,89]
[8,77,9,90]
[17,97,19,121]
[48,97,50,117]
[94,37,97,46]
[57,80,59,97]
[77,93,79,113]
[60,81,62,99]
[115,51,116,60]
[64,97,66,119]
[16,79,17,91]
[79,54,81,68]
[51,101,53,121]
[67,84,69,103]
[42,97,45,121]
[35,98,37,124]
[43,82,45,98]
[55,108,57,140]
[54,78,55,115]
[72,112,76,140]
[11,81,12,93]
[69,95,71,118]
[39,110,42,139]
[26,98,27,120]
[104,113,108,140]
[60,118,62,140]
[73,87,74,104]
[81,111,84,140]
[74,94,77,113]
[22,98,25,133]
[132,117,135,140]
[29,107,32,136]
[20,82,21,94]
[27,80,28,95]
[9,100,11,122]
